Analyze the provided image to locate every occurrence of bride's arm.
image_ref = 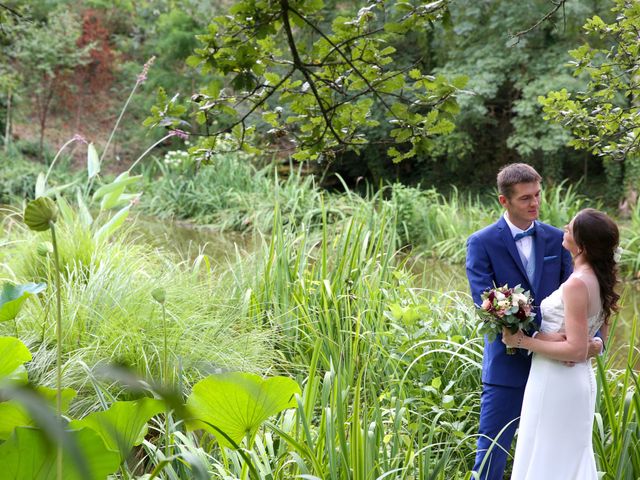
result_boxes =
[503,277,590,363]
[534,332,565,342]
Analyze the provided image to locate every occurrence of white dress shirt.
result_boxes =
[504,213,534,264]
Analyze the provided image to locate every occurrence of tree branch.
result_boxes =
[286,5,396,117]
[280,0,345,145]
[0,2,22,18]
[509,0,568,45]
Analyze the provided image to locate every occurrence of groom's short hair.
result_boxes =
[497,163,542,199]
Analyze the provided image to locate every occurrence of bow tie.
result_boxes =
[514,228,536,242]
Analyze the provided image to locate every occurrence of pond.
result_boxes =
[133,216,640,369]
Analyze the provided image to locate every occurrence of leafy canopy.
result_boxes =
[145,0,467,164]
[539,0,640,196]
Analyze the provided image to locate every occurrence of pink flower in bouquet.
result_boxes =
[476,284,536,355]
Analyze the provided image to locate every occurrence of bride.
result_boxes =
[502,208,620,480]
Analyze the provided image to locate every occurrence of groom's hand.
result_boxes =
[564,337,603,367]
[587,337,604,358]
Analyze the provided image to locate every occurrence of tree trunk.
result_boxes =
[38,79,56,162]
[4,88,11,153]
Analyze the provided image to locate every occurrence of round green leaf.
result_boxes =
[186,373,300,448]
[0,388,76,440]
[24,197,58,231]
[0,282,47,323]
[69,398,163,462]
[0,426,120,480]
[0,337,32,380]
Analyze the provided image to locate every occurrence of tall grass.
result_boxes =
[0,207,275,415]
[141,151,326,232]
[391,180,596,264]
[2,192,639,479]
[594,294,640,479]
[169,201,485,478]
[619,201,640,280]
[539,179,592,228]
[391,184,495,263]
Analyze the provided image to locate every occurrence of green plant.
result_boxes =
[24,195,65,479]
[391,183,495,262]
[0,281,46,337]
[538,179,593,228]
[618,201,640,280]
[0,337,164,479]
[593,308,640,479]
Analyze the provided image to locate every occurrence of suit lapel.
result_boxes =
[532,221,546,296]
[497,217,529,281]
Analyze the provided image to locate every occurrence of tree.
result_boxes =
[144,0,468,166]
[9,8,93,159]
[540,0,640,206]
[0,3,23,151]
[420,0,608,187]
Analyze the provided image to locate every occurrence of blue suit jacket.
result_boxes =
[466,217,573,387]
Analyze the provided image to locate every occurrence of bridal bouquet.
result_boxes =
[477,284,536,354]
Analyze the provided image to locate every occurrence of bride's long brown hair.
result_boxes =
[573,208,620,324]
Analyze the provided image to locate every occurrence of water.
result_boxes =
[131,214,260,265]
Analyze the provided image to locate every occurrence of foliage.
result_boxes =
[0,213,276,412]
[141,144,326,231]
[0,146,77,203]
[540,0,640,202]
[618,201,640,279]
[593,312,640,479]
[391,184,495,262]
[186,373,300,448]
[402,0,608,187]
[0,282,46,323]
[146,0,467,164]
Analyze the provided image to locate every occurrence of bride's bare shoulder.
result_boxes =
[562,276,589,301]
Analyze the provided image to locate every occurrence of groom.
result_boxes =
[466,163,574,480]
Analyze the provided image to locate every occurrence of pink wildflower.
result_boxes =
[73,134,87,144]
[137,56,156,84]
[169,129,189,140]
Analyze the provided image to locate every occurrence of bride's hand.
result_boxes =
[501,327,522,347]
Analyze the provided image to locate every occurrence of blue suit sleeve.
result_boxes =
[466,234,495,306]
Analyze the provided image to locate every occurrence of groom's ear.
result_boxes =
[498,194,508,208]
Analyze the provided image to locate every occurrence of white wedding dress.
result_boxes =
[511,273,603,480]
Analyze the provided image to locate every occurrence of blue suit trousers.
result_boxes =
[472,383,526,480]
